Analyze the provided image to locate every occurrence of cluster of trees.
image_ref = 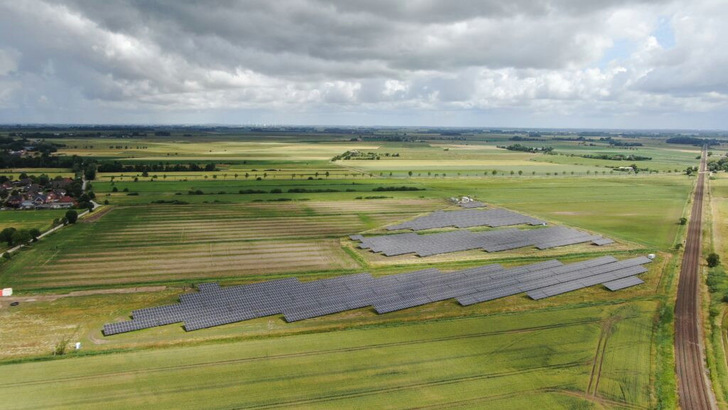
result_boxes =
[707,156,728,173]
[332,151,400,161]
[97,162,218,173]
[372,186,424,192]
[500,144,554,153]
[666,136,721,146]
[599,137,643,147]
[0,137,63,154]
[0,227,41,247]
[508,136,542,142]
[580,154,651,161]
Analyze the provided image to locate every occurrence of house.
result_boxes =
[14,178,32,188]
[20,200,35,209]
[6,195,23,207]
[32,194,47,205]
[54,196,76,208]
[26,184,42,195]
[50,197,75,209]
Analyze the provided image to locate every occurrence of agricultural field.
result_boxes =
[0,301,656,409]
[0,199,443,290]
[0,131,712,408]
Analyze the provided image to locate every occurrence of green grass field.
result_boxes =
[0,301,656,409]
[0,210,67,233]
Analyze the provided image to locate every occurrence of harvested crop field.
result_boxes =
[0,200,440,290]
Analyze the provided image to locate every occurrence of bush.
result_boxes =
[372,186,424,192]
[707,253,720,267]
[65,210,78,224]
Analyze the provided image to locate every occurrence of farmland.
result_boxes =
[0,129,713,408]
[0,301,655,409]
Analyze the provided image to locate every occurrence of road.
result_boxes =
[675,146,717,410]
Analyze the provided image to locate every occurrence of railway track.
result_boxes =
[675,146,717,409]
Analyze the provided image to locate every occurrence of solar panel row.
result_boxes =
[459,201,486,208]
[387,208,545,231]
[355,226,612,257]
[103,255,651,336]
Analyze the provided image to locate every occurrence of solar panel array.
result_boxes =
[387,208,545,231]
[353,226,609,257]
[103,256,651,335]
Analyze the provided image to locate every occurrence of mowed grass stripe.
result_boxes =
[32,252,346,277]
[31,249,351,276]
[51,240,331,259]
[105,214,404,232]
[49,243,329,263]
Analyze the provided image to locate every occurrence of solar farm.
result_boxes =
[354,226,612,256]
[386,208,545,230]
[104,255,651,335]
[352,207,614,257]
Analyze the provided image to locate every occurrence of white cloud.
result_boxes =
[0,0,725,128]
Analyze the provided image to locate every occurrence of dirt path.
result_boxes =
[674,146,718,409]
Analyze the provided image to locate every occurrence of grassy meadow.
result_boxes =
[0,131,710,408]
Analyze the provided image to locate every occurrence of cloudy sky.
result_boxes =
[0,0,726,129]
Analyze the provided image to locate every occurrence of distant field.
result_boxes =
[55,138,380,161]
[420,175,693,249]
[0,301,655,409]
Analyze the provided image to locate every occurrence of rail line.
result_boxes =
[675,145,717,409]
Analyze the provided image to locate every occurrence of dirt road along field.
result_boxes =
[675,146,717,410]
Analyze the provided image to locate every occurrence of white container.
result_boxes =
[1,288,12,297]
[648,254,656,260]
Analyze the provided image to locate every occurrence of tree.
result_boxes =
[84,163,97,180]
[11,229,32,246]
[408,171,413,177]
[65,210,78,224]
[0,227,16,245]
[707,253,720,267]
[679,217,687,225]
[29,228,41,241]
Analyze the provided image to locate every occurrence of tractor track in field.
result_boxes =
[0,317,600,389]
[674,146,717,410]
[586,317,617,397]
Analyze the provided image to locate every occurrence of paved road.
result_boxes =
[675,146,717,410]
